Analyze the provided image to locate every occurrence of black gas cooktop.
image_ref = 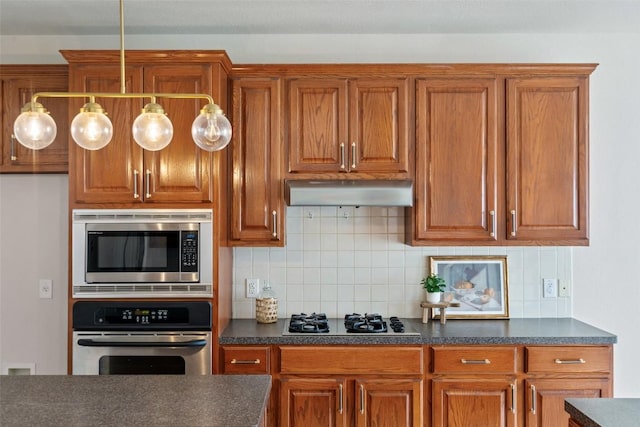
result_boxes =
[283,312,420,336]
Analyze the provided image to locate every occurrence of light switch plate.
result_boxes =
[39,279,52,299]
[559,279,571,297]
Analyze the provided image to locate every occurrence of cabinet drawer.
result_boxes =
[526,346,611,374]
[432,346,517,374]
[221,346,270,374]
[279,346,423,375]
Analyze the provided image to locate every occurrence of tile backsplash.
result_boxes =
[232,206,572,319]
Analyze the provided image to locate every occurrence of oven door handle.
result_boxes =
[76,338,208,348]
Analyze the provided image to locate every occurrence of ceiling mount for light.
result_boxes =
[12,0,231,153]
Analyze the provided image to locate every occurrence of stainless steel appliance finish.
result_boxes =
[72,209,213,298]
[72,301,212,375]
[285,180,414,207]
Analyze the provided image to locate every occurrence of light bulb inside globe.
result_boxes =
[191,104,232,152]
[70,102,113,150]
[13,102,57,150]
[132,103,173,151]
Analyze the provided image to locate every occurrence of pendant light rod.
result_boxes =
[120,0,126,94]
[25,92,216,106]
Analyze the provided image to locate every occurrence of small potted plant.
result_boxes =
[421,273,446,303]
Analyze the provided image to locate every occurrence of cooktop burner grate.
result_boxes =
[344,313,388,333]
[287,312,329,333]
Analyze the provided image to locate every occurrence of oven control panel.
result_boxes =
[72,301,212,331]
[96,307,189,325]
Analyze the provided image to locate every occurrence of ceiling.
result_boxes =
[1,0,639,36]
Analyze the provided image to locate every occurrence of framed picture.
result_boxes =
[429,256,509,319]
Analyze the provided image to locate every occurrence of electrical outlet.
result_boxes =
[542,278,557,298]
[39,279,52,299]
[246,278,260,298]
[559,279,571,297]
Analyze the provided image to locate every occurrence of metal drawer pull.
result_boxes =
[489,210,496,237]
[338,384,343,414]
[230,358,261,365]
[510,383,516,413]
[510,210,517,236]
[340,143,346,169]
[530,384,537,414]
[145,169,152,199]
[272,210,277,238]
[359,384,365,414]
[554,358,586,364]
[461,358,491,365]
[10,134,17,161]
[351,142,357,169]
[133,170,140,199]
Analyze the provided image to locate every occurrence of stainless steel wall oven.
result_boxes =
[72,301,212,375]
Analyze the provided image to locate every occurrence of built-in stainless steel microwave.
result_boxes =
[72,209,213,298]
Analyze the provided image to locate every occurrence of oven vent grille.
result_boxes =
[73,209,212,223]
[72,283,213,298]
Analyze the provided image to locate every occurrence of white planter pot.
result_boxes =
[426,291,441,304]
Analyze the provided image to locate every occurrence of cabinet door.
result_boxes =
[348,78,410,174]
[432,378,516,427]
[231,78,284,245]
[288,78,348,173]
[1,70,69,173]
[506,76,589,243]
[142,64,213,203]
[414,78,499,243]
[356,378,422,427]
[231,79,285,246]
[280,377,348,427]
[525,378,610,427]
[69,64,144,204]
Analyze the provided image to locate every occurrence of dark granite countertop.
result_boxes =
[0,375,271,427]
[565,398,640,427]
[219,317,616,345]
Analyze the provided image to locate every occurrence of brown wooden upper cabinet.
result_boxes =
[413,78,500,243]
[63,50,231,207]
[287,77,410,177]
[408,65,594,246]
[0,65,69,173]
[230,77,284,246]
[506,76,589,244]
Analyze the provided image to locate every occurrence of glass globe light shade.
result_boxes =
[70,103,113,151]
[132,103,173,151]
[13,105,57,150]
[191,104,232,152]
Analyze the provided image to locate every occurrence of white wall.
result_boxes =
[1,32,638,396]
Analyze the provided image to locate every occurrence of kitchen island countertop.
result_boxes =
[565,398,640,427]
[219,317,616,345]
[0,374,271,427]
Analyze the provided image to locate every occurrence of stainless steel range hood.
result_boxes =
[285,180,413,207]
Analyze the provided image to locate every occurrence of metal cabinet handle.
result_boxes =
[461,359,491,365]
[133,170,140,199]
[555,358,586,364]
[145,169,152,199]
[338,384,343,414]
[230,358,260,365]
[10,134,17,161]
[510,210,517,236]
[489,210,496,237]
[359,384,365,414]
[510,383,516,413]
[272,210,277,238]
[351,142,357,169]
[530,384,537,414]
[340,143,346,169]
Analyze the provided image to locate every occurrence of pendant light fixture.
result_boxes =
[12,0,231,152]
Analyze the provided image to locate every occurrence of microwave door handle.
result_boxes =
[76,338,208,348]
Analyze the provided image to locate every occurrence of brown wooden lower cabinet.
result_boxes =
[221,343,612,427]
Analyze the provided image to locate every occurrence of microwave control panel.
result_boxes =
[180,231,198,272]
